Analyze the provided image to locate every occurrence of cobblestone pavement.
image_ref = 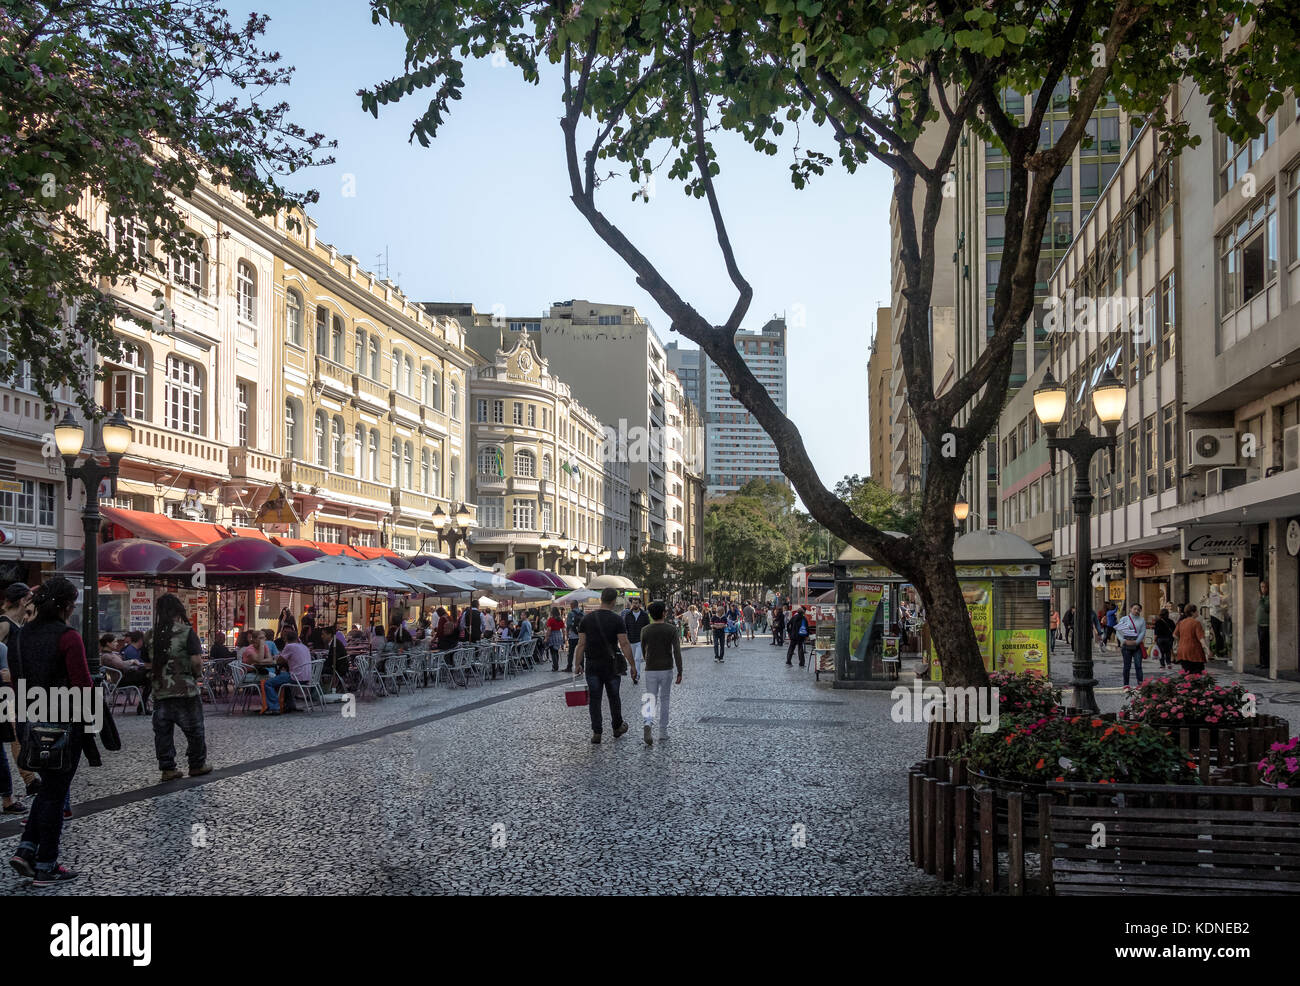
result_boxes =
[2,635,960,895]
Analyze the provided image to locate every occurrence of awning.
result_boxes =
[352,546,401,560]
[100,506,231,546]
[230,527,272,541]
[1152,469,1300,528]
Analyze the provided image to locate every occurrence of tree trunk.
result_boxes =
[912,539,990,692]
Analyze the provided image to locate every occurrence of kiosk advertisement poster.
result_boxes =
[848,582,885,662]
[995,628,1049,675]
[183,591,209,641]
[929,580,994,681]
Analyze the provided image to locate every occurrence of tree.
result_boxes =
[705,493,790,593]
[0,1,333,414]
[623,546,710,602]
[363,0,1300,689]
[834,475,918,535]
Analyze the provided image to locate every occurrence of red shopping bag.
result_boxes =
[564,673,589,707]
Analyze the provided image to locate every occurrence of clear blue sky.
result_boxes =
[230,1,894,488]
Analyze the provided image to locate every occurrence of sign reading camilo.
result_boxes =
[890,681,1000,733]
[1181,527,1249,560]
[50,917,151,966]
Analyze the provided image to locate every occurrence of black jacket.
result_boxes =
[623,609,649,644]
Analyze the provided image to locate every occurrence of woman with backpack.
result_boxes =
[148,594,211,778]
[8,578,91,885]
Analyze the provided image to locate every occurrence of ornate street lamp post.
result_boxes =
[432,502,475,559]
[1033,367,1127,712]
[54,408,132,680]
[615,546,626,575]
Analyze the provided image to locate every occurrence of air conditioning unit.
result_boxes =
[1285,424,1300,472]
[1188,429,1237,467]
[1205,467,1259,495]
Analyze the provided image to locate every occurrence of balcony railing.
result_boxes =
[314,356,351,396]
[128,421,227,474]
[509,476,540,494]
[323,473,391,504]
[353,373,388,409]
[281,458,327,489]
[390,390,421,424]
[474,527,541,544]
[392,488,446,517]
[227,446,280,485]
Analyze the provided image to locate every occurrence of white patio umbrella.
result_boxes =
[276,554,416,590]
[477,595,500,610]
[368,559,473,595]
[555,587,620,606]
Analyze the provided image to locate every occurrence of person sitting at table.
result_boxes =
[122,630,147,665]
[347,624,366,643]
[101,633,153,715]
[388,620,413,649]
[262,632,280,658]
[369,624,386,653]
[261,628,312,714]
[209,631,235,665]
[239,630,275,671]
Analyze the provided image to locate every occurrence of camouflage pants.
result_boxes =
[153,696,207,771]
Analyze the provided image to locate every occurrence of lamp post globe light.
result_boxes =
[55,408,132,680]
[431,502,475,559]
[1034,367,1127,712]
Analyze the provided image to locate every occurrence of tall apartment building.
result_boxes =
[951,82,1130,529]
[429,298,670,552]
[465,335,606,577]
[868,307,892,480]
[1002,79,1300,676]
[666,340,703,411]
[702,317,788,496]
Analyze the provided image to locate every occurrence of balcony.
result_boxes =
[322,473,391,505]
[127,421,227,476]
[390,390,422,426]
[421,405,449,433]
[474,527,542,546]
[314,356,350,398]
[509,476,540,495]
[352,373,388,411]
[392,488,445,519]
[281,458,327,489]
[227,447,280,485]
[475,472,506,493]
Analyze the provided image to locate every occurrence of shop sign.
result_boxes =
[1108,582,1126,601]
[1102,560,1126,579]
[1036,580,1051,600]
[129,588,153,632]
[0,527,12,545]
[1181,526,1249,560]
[1130,552,1159,571]
[1287,520,1300,558]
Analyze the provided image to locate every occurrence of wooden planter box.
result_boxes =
[910,729,1300,896]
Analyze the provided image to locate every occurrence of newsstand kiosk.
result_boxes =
[830,534,912,689]
[923,530,1052,683]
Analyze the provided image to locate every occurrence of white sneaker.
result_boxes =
[658,731,669,741]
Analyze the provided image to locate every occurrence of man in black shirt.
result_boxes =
[623,597,649,677]
[574,588,636,744]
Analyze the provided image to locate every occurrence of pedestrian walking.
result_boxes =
[639,600,683,745]
[545,607,566,671]
[1050,609,1060,644]
[1116,602,1146,687]
[623,596,649,677]
[1153,608,1175,669]
[742,601,755,640]
[148,593,211,781]
[771,605,785,646]
[1091,607,1106,651]
[710,608,727,661]
[685,604,701,645]
[1062,606,1074,647]
[1171,603,1208,675]
[1104,603,1119,646]
[786,607,809,667]
[564,599,582,672]
[8,577,89,885]
[573,588,636,743]
[0,583,38,797]
[0,631,24,816]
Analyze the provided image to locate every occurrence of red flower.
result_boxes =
[1035,758,1045,770]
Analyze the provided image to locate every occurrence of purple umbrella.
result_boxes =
[509,568,567,589]
[161,537,300,586]
[59,539,187,579]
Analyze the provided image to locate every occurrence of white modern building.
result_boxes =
[703,317,788,495]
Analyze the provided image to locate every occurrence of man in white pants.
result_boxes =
[638,600,683,745]
[623,597,650,678]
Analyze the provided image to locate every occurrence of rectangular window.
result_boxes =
[164,357,203,435]
[1219,192,1278,317]
[1127,430,1139,503]
[492,400,504,424]
[986,168,1006,207]
[479,497,504,529]
[16,480,34,526]
[1099,116,1120,154]
[236,381,250,446]
[527,404,536,427]
[477,398,488,423]
[1161,405,1176,489]
[512,500,535,531]
[1160,273,1176,362]
[1144,413,1158,496]
[1288,164,1300,265]
[38,482,55,527]
[512,402,523,426]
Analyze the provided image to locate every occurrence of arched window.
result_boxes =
[236,261,256,323]
[403,441,414,489]
[163,355,203,435]
[391,349,401,389]
[430,371,441,410]
[450,456,459,501]
[172,236,205,294]
[353,424,365,477]
[285,400,301,458]
[354,329,366,370]
[368,430,379,479]
[421,448,430,493]
[368,337,380,379]
[331,315,344,363]
[542,454,553,481]
[315,306,328,354]
[105,340,148,421]
[285,290,303,346]
[331,416,344,471]
[421,368,431,406]
[403,356,413,396]
[431,450,441,496]
[478,445,503,477]
[449,380,459,419]
[514,448,535,478]
[391,438,400,485]
[314,411,327,465]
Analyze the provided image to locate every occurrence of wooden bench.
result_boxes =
[1049,801,1300,895]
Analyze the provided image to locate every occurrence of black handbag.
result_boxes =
[18,722,77,772]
